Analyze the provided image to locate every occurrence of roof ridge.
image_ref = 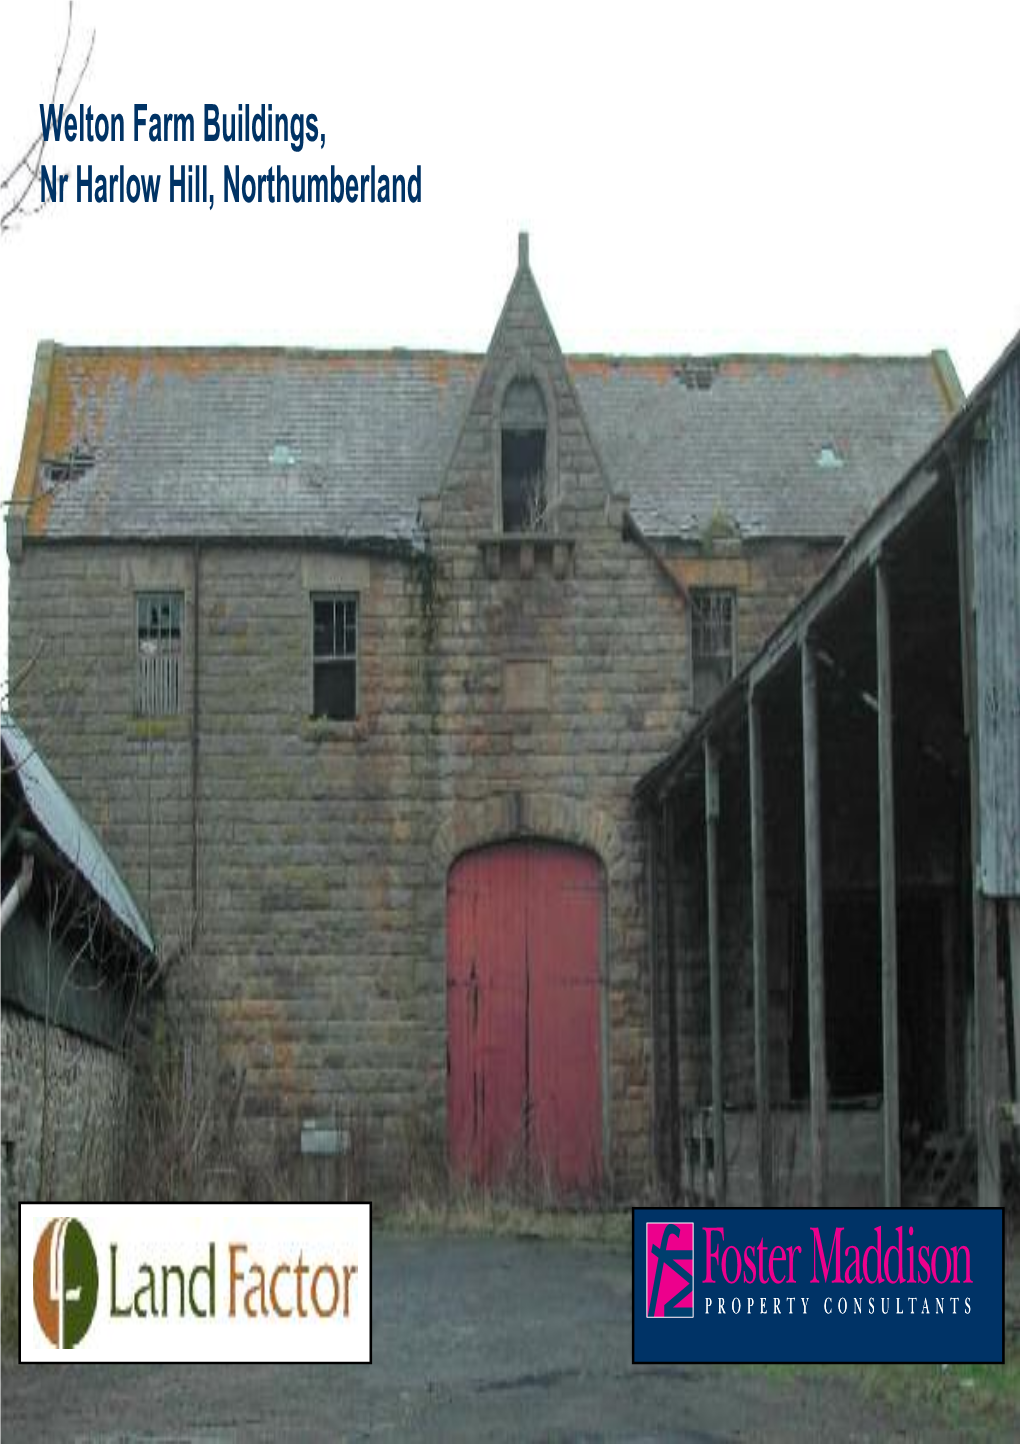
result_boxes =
[567,350,946,366]
[40,342,945,367]
[45,342,487,362]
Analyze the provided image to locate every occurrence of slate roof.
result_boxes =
[2,713,155,953]
[13,344,956,544]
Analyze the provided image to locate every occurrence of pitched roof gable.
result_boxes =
[10,266,957,546]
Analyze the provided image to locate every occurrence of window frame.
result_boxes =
[689,587,737,712]
[134,589,184,718]
[310,591,360,723]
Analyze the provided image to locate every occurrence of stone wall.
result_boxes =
[6,270,842,1197]
[7,537,836,1196]
[1,1009,130,1240]
[8,541,435,1191]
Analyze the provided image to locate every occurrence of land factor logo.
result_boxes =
[33,1217,99,1349]
[646,1221,694,1318]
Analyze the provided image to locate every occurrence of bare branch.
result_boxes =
[2,639,45,705]
[0,1,74,190]
[1,2,96,234]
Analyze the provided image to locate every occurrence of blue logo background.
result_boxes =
[633,1207,1003,1364]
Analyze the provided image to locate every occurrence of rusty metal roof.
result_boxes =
[11,343,956,543]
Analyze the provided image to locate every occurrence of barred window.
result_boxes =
[691,589,735,711]
[312,595,358,721]
[136,592,183,717]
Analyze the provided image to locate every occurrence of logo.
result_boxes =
[33,1217,99,1349]
[634,1208,1003,1364]
[646,1220,694,1318]
[21,1203,371,1363]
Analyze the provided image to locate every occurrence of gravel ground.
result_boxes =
[1,1233,1008,1441]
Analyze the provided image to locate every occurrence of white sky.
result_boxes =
[2,0,1019,693]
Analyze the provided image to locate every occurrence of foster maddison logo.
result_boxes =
[33,1217,99,1349]
[646,1221,694,1318]
[20,1202,371,1364]
[633,1207,1004,1365]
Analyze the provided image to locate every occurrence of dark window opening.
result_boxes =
[501,429,547,532]
[312,595,358,721]
[136,591,183,716]
[500,378,548,533]
[691,589,735,710]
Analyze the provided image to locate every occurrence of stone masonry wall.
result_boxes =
[424,265,692,1189]
[8,541,435,1190]
[7,536,837,1197]
[1,1009,130,1241]
[6,273,842,1198]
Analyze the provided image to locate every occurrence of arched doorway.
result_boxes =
[446,841,605,1193]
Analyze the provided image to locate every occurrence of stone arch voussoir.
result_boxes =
[433,791,622,883]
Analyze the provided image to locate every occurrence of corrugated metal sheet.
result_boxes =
[2,713,155,952]
[971,348,1020,895]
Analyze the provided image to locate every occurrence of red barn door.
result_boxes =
[447,842,604,1193]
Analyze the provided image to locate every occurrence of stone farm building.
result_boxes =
[5,236,961,1196]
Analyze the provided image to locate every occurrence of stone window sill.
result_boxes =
[126,716,190,741]
[478,534,575,580]
[302,717,368,744]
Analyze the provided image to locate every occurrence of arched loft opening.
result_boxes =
[500,376,548,532]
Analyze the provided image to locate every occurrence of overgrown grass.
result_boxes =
[747,1238,1020,1441]
[855,1353,1020,1439]
[751,1350,1020,1443]
[842,1222,1019,1438]
[379,1187,632,1246]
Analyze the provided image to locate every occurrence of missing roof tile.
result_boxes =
[40,445,95,489]
[674,361,717,391]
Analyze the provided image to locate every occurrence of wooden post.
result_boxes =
[974,893,1000,1202]
[875,558,901,1206]
[942,892,961,1132]
[1010,903,1020,1125]
[705,739,726,1205]
[748,690,772,1205]
[955,470,1000,1206]
[801,639,828,1206]
[663,800,681,1197]
[645,811,660,1178]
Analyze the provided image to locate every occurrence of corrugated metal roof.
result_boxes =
[14,345,954,543]
[2,713,155,953]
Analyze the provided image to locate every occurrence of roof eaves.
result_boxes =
[1,713,155,956]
